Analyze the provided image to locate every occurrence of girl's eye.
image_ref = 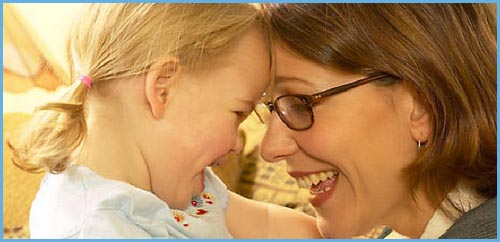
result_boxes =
[235,111,249,121]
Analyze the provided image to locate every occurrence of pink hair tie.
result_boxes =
[79,75,92,89]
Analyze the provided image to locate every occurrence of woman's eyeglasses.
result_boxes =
[255,73,394,131]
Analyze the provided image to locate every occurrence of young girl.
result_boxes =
[8,3,320,238]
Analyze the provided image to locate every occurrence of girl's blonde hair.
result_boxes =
[8,3,264,174]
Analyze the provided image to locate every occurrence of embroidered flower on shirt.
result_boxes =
[196,209,208,215]
[190,192,215,208]
[173,191,218,225]
[191,196,204,207]
[201,192,214,205]
[172,211,189,227]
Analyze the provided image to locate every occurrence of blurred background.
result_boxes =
[3,3,317,239]
[3,3,81,238]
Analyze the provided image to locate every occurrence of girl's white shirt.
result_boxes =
[29,165,232,238]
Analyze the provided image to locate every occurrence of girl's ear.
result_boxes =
[145,58,180,119]
[410,97,431,143]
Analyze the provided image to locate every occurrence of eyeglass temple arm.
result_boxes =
[311,74,392,102]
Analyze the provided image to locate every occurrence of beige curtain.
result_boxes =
[3,4,67,93]
[3,4,68,238]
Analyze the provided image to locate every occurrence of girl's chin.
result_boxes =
[192,169,205,195]
[169,198,190,210]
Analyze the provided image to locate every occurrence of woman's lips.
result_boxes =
[309,175,338,207]
[288,170,339,207]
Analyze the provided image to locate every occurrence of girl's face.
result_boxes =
[144,29,269,210]
[260,46,430,238]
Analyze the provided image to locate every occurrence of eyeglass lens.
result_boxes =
[276,96,313,130]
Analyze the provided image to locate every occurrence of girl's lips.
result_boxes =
[210,154,231,167]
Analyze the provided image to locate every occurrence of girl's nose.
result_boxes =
[229,129,245,155]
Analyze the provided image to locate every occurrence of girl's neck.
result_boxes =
[76,117,152,192]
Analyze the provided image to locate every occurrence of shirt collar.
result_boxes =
[420,186,485,239]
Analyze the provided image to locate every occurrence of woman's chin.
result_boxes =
[316,214,355,239]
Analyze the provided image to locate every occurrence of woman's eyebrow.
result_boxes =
[275,76,316,87]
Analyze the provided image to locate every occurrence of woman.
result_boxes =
[258,3,496,239]
[8,3,319,238]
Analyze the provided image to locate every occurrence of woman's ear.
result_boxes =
[410,97,431,143]
[145,58,180,119]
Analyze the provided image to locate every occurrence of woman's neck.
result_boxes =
[389,192,436,238]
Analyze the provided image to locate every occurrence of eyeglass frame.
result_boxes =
[258,73,395,131]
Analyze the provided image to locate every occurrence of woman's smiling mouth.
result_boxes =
[289,170,340,207]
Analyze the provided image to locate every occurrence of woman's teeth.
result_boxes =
[296,171,339,190]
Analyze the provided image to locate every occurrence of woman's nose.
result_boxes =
[260,114,298,163]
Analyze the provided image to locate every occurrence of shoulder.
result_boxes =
[78,208,166,238]
[30,165,173,238]
[440,197,497,239]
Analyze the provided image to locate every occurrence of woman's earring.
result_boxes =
[417,139,426,151]
[417,132,426,151]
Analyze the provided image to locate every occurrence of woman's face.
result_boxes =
[260,46,423,238]
[145,29,269,210]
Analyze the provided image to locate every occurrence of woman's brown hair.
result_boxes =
[262,3,496,217]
